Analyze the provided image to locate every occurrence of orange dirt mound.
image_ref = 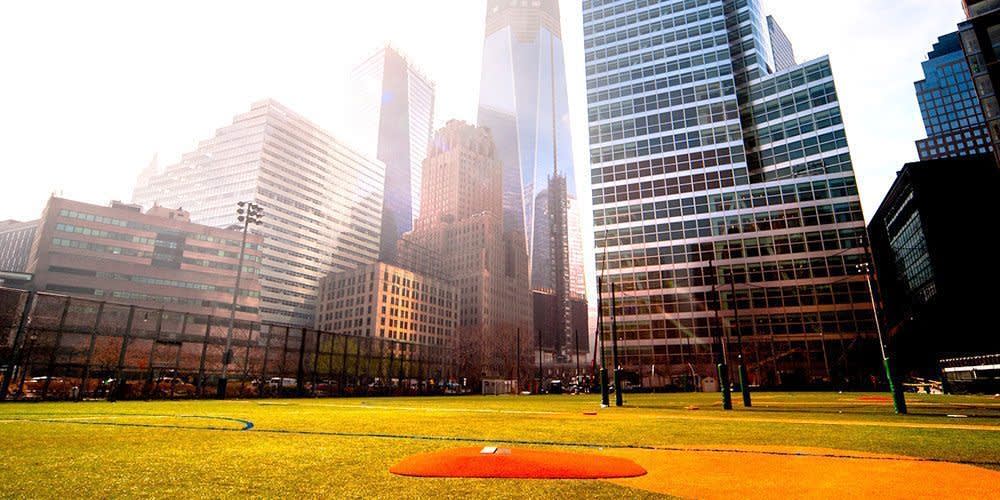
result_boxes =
[390,447,646,479]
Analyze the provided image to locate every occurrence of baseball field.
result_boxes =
[1,392,998,498]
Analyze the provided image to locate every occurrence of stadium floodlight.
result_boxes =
[856,249,907,415]
[218,201,264,399]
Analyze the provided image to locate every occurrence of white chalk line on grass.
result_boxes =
[637,412,1000,432]
[0,415,152,423]
[280,402,562,415]
[0,413,254,430]
[235,402,1000,432]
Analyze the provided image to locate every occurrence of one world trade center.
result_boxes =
[478,0,586,361]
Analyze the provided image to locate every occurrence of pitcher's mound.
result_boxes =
[390,446,646,479]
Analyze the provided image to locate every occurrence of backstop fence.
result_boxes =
[0,287,454,401]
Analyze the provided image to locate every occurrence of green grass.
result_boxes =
[1,392,998,498]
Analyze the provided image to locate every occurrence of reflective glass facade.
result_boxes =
[584,0,875,386]
[477,0,586,299]
[0,219,38,272]
[350,47,435,262]
[478,0,587,361]
[133,100,385,326]
[887,202,935,302]
[766,15,795,72]
[960,0,1000,165]
[914,32,991,160]
[868,156,1000,375]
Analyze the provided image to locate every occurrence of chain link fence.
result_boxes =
[0,287,455,401]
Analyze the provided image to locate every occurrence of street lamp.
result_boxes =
[856,259,907,414]
[218,201,263,399]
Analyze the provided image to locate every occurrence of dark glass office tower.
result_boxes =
[478,0,587,361]
[914,32,991,160]
[351,47,436,263]
[868,155,1000,376]
[584,0,876,387]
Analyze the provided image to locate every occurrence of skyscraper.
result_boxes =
[914,32,991,160]
[584,0,875,387]
[398,121,533,382]
[133,99,385,326]
[477,0,587,361]
[766,15,796,72]
[868,155,1000,376]
[0,219,38,272]
[350,46,436,263]
[960,0,1000,166]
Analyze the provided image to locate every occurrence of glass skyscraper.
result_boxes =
[350,47,436,263]
[914,32,991,160]
[133,99,385,326]
[584,0,875,386]
[766,15,795,72]
[960,0,1000,166]
[478,0,587,361]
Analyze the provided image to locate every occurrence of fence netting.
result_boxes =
[0,287,453,400]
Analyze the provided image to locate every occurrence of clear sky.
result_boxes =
[0,0,968,226]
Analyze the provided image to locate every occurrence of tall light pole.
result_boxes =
[856,259,907,414]
[610,280,623,407]
[218,201,262,399]
[597,275,610,407]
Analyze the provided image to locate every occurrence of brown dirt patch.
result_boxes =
[606,446,1000,499]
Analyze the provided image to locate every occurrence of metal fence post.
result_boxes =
[387,344,396,388]
[364,337,375,392]
[311,331,321,396]
[296,328,306,396]
[41,296,72,399]
[326,334,335,390]
[170,313,187,398]
[380,339,388,384]
[339,335,348,396]
[144,309,164,399]
[195,316,212,398]
[80,301,105,400]
[239,323,253,397]
[259,326,271,398]
[1,291,36,401]
[353,336,361,391]
[279,327,290,382]
[109,306,136,402]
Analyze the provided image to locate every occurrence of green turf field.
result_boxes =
[1,392,998,498]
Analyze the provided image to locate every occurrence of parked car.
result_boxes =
[22,377,75,400]
[98,378,143,399]
[153,377,196,397]
[266,377,298,396]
